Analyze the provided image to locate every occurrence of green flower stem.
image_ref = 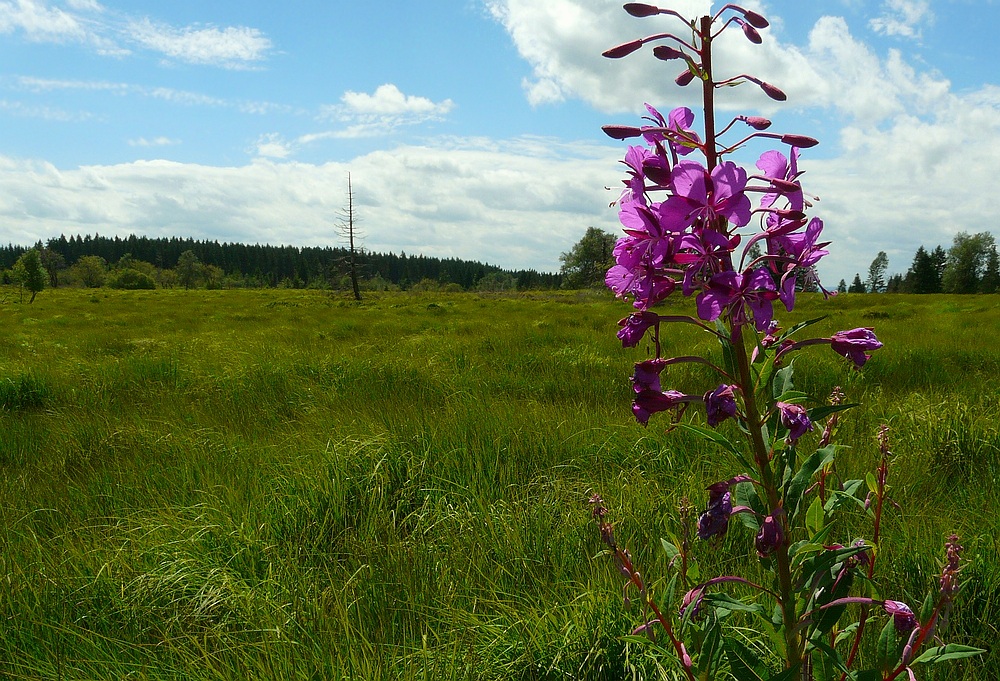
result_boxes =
[732,323,802,669]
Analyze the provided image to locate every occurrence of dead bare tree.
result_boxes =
[337,172,364,301]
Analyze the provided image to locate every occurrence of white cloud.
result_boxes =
[253,133,292,159]
[0,0,87,41]
[0,2,271,67]
[128,136,178,148]
[340,84,453,118]
[127,18,272,68]
[303,84,455,142]
[482,0,1000,285]
[0,138,620,272]
[869,0,933,39]
[0,98,91,121]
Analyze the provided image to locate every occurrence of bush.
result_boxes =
[108,268,156,290]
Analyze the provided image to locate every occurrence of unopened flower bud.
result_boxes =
[742,10,769,29]
[624,2,661,17]
[652,45,686,61]
[781,134,819,148]
[742,115,771,130]
[740,20,762,44]
[603,39,645,59]
[759,81,787,101]
[602,125,642,140]
[676,68,696,86]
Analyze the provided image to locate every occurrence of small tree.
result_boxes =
[176,250,202,289]
[980,245,1000,294]
[848,272,866,293]
[865,250,888,293]
[836,278,847,294]
[12,249,46,303]
[559,227,616,289]
[73,255,107,288]
[337,173,364,301]
[39,245,66,288]
[904,245,941,294]
[942,231,995,294]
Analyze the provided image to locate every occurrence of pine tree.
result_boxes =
[848,273,866,293]
[866,251,888,293]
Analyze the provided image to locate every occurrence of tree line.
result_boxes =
[0,233,562,295]
[840,231,999,294]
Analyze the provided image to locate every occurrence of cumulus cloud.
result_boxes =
[483,0,1000,284]
[0,138,620,272]
[869,0,933,39]
[301,84,455,142]
[484,0,810,114]
[253,133,292,159]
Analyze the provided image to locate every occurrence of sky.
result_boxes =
[1,0,999,286]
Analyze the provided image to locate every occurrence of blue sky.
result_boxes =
[1,0,999,286]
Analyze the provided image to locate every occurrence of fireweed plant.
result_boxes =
[590,3,984,680]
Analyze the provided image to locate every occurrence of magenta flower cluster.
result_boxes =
[604,101,827,328]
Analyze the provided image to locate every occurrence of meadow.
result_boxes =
[0,288,996,680]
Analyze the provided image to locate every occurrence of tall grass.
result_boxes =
[0,289,996,679]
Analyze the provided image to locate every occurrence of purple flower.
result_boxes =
[633,389,686,426]
[883,600,917,634]
[695,268,778,331]
[830,328,883,368]
[606,263,676,310]
[704,384,738,427]
[776,217,829,269]
[675,228,739,296]
[756,148,802,211]
[777,402,813,442]
[640,105,701,158]
[616,202,677,269]
[755,513,784,557]
[697,481,734,540]
[617,311,658,347]
[660,160,752,229]
[631,358,667,393]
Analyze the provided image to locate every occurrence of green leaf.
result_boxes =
[912,644,987,665]
[919,592,935,625]
[778,315,827,341]
[661,538,680,564]
[734,481,764,532]
[774,389,809,405]
[677,423,754,469]
[811,647,837,681]
[806,496,825,536]
[876,618,898,672]
[865,471,878,495]
[808,403,859,422]
[765,665,802,681]
[772,363,795,401]
[785,445,838,519]
[809,638,851,676]
[852,670,882,681]
[725,637,769,681]
[703,593,769,618]
[824,479,865,514]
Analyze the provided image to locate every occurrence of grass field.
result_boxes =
[0,288,996,680]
